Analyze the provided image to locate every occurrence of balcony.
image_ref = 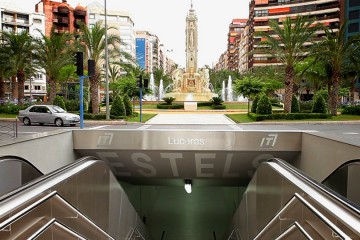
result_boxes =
[58,6,70,14]
[74,10,86,17]
[255,0,337,7]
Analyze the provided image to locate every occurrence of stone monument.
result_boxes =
[165,1,217,102]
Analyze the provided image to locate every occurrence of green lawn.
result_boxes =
[226,113,360,123]
[128,113,157,123]
[0,114,17,118]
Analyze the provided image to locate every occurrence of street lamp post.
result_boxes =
[104,0,110,120]
[30,77,33,102]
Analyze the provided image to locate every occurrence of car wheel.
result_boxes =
[70,124,76,127]
[39,123,44,126]
[23,117,31,126]
[55,118,63,127]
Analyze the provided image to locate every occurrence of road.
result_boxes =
[1,118,360,146]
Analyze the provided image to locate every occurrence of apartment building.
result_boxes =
[35,0,87,37]
[343,0,360,39]
[87,2,136,67]
[136,31,166,73]
[214,51,228,72]
[248,0,341,69]
[238,24,250,73]
[0,4,46,101]
[227,19,247,71]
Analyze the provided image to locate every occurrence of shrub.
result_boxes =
[291,95,300,113]
[157,103,183,109]
[269,97,280,105]
[65,99,80,112]
[256,94,272,115]
[162,97,176,105]
[123,94,133,116]
[212,105,226,109]
[111,95,126,117]
[299,101,313,112]
[251,95,260,113]
[197,102,212,107]
[53,95,66,110]
[210,97,224,106]
[248,112,331,121]
[0,103,24,114]
[312,93,327,113]
[342,106,360,115]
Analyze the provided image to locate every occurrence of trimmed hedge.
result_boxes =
[212,105,226,109]
[197,102,212,107]
[251,95,260,113]
[157,103,184,109]
[342,106,360,115]
[291,95,300,113]
[249,113,332,121]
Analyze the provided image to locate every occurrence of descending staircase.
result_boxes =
[0,157,150,240]
[224,159,360,240]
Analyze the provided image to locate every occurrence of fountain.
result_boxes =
[227,75,233,101]
[222,81,226,100]
[147,73,156,101]
[159,79,164,100]
[164,3,217,102]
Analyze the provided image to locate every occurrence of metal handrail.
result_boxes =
[0,190,115,239]
[270,158,360,214]
[0,119,17,140]
[28,218,86,240]
[274,222,313,240]
[0,156,95,202]
[127,227,146,240]
[253,193,351,239]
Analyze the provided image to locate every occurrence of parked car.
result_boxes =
[17,105,80,126]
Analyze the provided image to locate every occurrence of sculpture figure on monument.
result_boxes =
[172,68,184,92]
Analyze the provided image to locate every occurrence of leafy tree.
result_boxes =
[312,93,327,113]
[110,94,126,117]
[291,95,300,113]
[251,94,260,113]
[34,30,74,103]
[53,95,66,110]
[257,16,320,113]
[123,94,133,116]
[256,94,272,115]
[313,22,360,115]
[234,76,264,114]
[1,31,36,104]
[78,21,129,114]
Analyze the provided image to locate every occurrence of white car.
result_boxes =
[18,105,80,127]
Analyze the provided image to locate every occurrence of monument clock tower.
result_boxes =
[186,0,198,73]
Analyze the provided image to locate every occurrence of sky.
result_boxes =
[9,0,249,68]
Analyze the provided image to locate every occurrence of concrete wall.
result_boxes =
[293,132,360,182]
[0,130,80,174]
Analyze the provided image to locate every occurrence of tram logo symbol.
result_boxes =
[97,133,114,147]
[260,134,278,148]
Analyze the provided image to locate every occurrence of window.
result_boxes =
[33,18,42,24]
[349,0,360,7]
[34,85,41,90]
[89,14,95,19]
[255,10,268,17]
[25,85,29,90]
[348,23,359,33]
[349,10,359,20]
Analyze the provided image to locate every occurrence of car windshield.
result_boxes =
[51,106,66,113]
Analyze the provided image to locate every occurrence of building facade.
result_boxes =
[35,0,87,37]
[343,0,360,39]
[0,4,47,101]
[227,19,247,71]
[248,0,341,69]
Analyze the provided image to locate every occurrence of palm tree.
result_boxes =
[314,23,360,115]
[78,21,128,114]
[1,31,36,104]
[257,16,320,113]
[0,44,13,100]
[34,29,74,103]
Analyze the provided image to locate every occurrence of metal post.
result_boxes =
[104,0,110,120]
[80,76,84,129]
[140,86,143,123]
[29,77,32,102]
